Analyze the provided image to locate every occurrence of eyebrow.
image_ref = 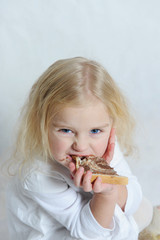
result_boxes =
[52,121,110,129]
[52,122,72,128]
[92,123,110,129]
[54,123,110,128]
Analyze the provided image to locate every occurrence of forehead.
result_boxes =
[52,99,111,127]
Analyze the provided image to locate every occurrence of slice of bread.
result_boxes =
[72,155,128,185]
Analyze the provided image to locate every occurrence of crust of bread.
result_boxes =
[91,174,128,185]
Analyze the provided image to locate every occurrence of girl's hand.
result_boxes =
[69,163,93,192]
[69,161,117,195]
[102,127,116,164]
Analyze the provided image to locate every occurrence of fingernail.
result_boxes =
[86,171,91,176]
[79,167,84,172]
[97,176,102,182]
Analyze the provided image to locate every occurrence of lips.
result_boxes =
[66,154,92,164]
[66,155,73,161]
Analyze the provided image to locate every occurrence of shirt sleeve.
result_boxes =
[21,171,115,239]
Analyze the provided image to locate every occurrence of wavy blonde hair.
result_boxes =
[9,57,135,173]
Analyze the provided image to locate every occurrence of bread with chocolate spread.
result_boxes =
[72,155,128,185]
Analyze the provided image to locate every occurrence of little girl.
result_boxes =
[7,57,149,239]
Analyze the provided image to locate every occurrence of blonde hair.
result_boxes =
[9,57,135,173]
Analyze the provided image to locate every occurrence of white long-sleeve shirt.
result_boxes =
[7,143,142,240]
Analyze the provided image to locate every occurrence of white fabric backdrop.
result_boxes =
[0,2,160,236]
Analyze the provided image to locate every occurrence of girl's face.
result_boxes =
[48,98,112,168]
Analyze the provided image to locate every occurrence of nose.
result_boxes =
[72,135,88,153]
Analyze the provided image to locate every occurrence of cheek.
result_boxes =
[49,133,71,155]
[50,138,62,152]
[94,136,110,156]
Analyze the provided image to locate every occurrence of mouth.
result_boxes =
[67,154,91,162]
[66,155,77,163]
[66,155,73,161]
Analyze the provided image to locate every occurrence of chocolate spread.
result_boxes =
[74,156,117,175]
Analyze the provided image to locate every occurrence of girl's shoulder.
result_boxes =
[19,159,70,194]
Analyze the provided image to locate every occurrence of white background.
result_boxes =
[0,0,160,238]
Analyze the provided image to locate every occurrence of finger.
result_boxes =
[93,179,115,194]
[109,127,116,144]
[103,128,116,163]
[82,171,92,192]
[74,167,84,187]
[68,162,76,175]
[106,142,115,164]
[92,177,102,193]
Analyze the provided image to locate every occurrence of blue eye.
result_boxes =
[60,129,72,133]
[90,129,101,134]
